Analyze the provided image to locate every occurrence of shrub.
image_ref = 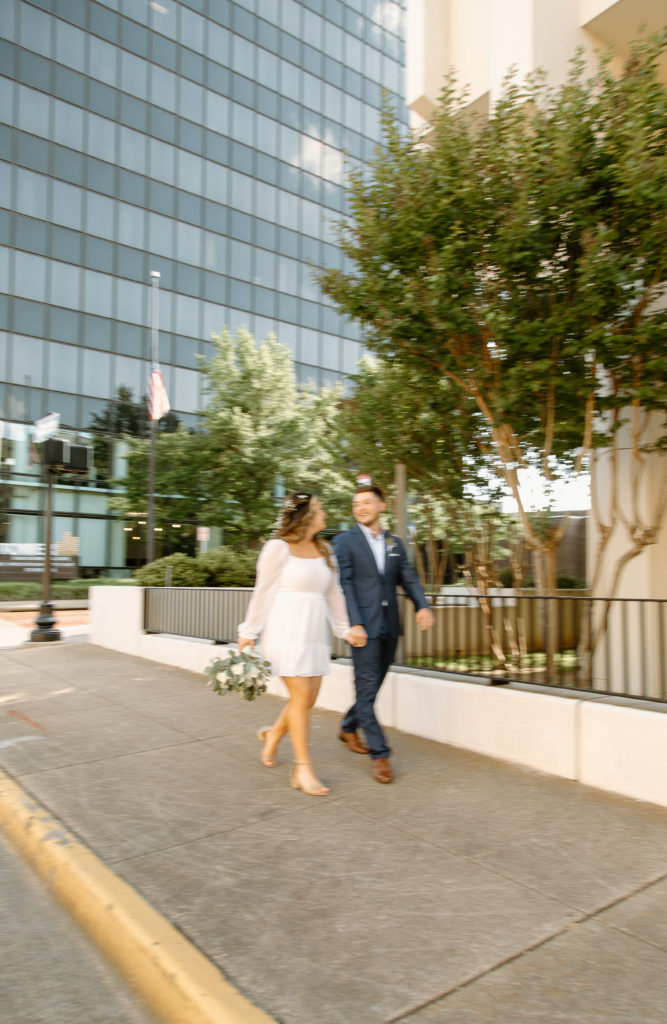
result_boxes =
[498,568,514,589]
[198,547,257,587]
[132,547,258,588]
[556,573,587,590]
[133,553,207,587]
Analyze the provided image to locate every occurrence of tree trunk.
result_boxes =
[544,542,559,680]
[413,539,427,588]
[532,546,553,679]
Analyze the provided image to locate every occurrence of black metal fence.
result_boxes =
[145,586,253,644]
[144,587,667,703]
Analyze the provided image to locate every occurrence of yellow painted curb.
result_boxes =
[0,770,276,1024]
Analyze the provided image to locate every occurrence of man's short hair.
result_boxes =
[354,483,385,502]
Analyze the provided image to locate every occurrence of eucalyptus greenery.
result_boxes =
[205,648,271,701]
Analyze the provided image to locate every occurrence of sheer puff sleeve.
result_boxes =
[325,549,351,640]
[238,538,289,640]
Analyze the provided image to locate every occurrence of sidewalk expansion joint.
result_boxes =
[384,869,667,1024]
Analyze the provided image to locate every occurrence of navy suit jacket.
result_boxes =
[333,526,429,639]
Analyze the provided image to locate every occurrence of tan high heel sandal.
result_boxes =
[256,727,277,768]
[290,762,330,796]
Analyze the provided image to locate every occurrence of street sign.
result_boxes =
[196,526,210,542]
[33,412,60,443]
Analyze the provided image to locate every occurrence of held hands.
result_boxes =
[238,636,255,654]
[415,607,435,631]
[346,625,368,649]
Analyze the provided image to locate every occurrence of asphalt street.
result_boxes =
[0,829,157,1024]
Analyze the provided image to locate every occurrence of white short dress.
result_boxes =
[238,538,350,677]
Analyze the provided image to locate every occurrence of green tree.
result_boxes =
[291,382,357,529]
[89,385,179,484]
[114,329,355,548]
[198,329,350,544]
[109,426,207,529]
[318,35,667,600]
[338,353,505,584]
[89,385,149,438]
[89,385,181,438]
[339,355,468,495]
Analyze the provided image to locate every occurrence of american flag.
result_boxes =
[148,363,170,421]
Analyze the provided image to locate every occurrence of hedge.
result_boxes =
[132,547,259,588]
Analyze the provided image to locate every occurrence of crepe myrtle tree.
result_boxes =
[337,352,501,587]
[338,354,471,496]
[337,352,531,669]
[318,34,667,606]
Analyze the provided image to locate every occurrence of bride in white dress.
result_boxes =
[238,492,365,796]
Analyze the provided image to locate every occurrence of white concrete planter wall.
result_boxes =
[90,586,667,810]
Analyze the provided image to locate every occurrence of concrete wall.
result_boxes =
[588,414,667,602]
[406,0,663,129]
[91,586,667,810]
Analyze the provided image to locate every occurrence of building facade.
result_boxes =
[406,0,667,127]
[0,0,407,576]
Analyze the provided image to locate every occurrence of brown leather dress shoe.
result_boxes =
[339,730,370,755]
[372,757,393,784]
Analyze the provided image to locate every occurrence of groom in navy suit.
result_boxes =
[333,484,434,783]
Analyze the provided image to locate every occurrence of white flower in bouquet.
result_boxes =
[205,648,271,702]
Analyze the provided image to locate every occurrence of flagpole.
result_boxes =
[147,270,160,565]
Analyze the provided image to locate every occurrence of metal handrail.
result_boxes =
[143,588,667,703]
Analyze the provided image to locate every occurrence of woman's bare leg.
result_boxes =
[282,675,328,794]
[258,704,289,764]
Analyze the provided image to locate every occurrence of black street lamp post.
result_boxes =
[28,438,92,644]
[30,464,60,642]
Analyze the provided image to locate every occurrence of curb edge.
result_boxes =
[0,769,276,1024]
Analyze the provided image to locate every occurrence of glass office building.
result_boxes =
[0,0,406,575]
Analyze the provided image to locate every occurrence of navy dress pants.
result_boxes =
[342,634,398,759]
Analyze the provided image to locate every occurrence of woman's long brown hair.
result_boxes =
[274,492,334,569]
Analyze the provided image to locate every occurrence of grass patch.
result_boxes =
[0,578,135,602]
[407,650,580,676]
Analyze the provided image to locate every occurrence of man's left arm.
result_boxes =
[394,538,435,631]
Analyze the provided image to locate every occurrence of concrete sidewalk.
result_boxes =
[0,607,90,647]
[1,641,667,1024]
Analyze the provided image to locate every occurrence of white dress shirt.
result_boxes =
[359,523,386,575]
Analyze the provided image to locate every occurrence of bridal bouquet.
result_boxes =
[205,648,271,701]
